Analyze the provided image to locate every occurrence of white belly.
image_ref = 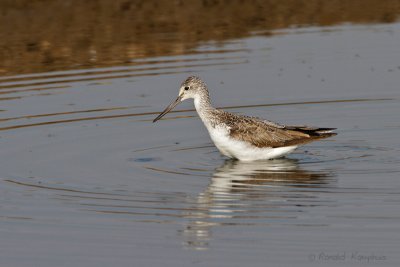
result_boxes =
[207,126,297,161]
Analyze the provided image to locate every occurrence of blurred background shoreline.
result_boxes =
[1,0,400,76]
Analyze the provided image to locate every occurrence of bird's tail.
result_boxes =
[286,126,337,138]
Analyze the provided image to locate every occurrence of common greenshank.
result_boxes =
[153,76,336,161]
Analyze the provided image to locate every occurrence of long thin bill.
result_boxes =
[153,96,182,123]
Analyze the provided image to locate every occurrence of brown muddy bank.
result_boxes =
[1,0,400,76]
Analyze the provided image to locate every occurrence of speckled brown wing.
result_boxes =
[229,121,307,148]
[225,113,336,148]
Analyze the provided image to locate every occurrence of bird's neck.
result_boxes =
[193,90,215,122]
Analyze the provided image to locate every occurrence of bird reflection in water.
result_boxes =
[180,158,334,250]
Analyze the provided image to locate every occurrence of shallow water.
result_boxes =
[1,8,400,267]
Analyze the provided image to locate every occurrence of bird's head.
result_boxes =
[153,76,207,122]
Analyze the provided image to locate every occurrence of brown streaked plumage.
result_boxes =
[208,109,336,148]
[153,76,337,161]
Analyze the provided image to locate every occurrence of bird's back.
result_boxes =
[206,109,336,148]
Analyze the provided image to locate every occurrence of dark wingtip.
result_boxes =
[287,125,337,136]
[316,127,337,131]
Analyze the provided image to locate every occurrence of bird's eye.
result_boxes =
[184,86,189,91]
